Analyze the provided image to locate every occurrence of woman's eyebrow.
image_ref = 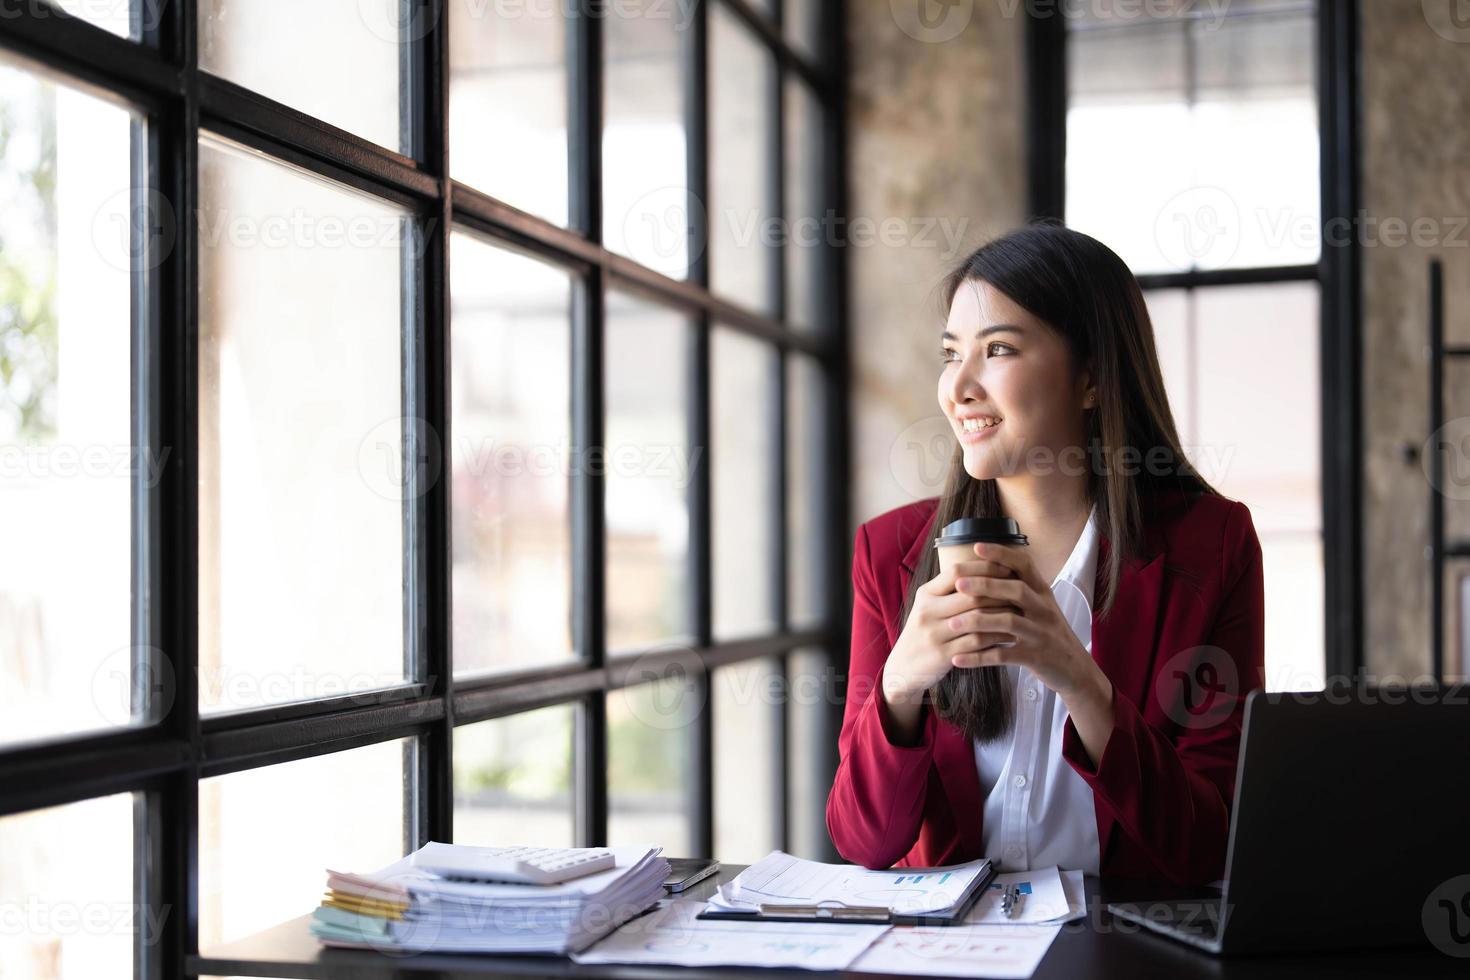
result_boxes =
[941,324,1026,341]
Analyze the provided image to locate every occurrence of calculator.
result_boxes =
[410,843,616,885]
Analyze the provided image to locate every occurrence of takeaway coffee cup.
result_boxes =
[934,517,1028,650]
[934,516,1029,578]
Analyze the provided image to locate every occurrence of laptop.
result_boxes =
[1107,687,1470,954]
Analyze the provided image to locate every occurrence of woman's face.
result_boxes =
[938,279,1094,481]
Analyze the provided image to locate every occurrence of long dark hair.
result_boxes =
[904,221,1218,744]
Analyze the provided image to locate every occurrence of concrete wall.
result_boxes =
[1361,0,1470,680]
[846,0,1029,531]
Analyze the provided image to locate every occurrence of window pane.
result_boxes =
[200,739,409,949]
[784,76,827,335]
[1067,5,1318,273]
[713,657,780,863]
[602,289,693,652]
[199,0,405,152]
[45,0,136,39]
[605,291,694,653]
[450,233,574,676]
[787,647,835,859]
[455,704,575,847]
[197,134,406,712]
[450,0,569,225]
[787,353,826,630]
[709,3,777,314]
[608,676,695,855]
[1144,282,1323,691]
[712,327,778,640]
[1,56,139,746]
[0,793,133,978]
[604,0,689,278]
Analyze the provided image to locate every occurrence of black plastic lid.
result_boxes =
[933,516,1028,547]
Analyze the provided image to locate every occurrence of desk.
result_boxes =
[191,865,1458,979]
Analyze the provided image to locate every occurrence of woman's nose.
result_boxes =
[944,353,982,405]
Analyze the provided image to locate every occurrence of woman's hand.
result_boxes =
[878,559,1013,744]
[946,541,1116,764]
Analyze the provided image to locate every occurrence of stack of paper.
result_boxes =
[309,843,669,954]
[705,851,993,920]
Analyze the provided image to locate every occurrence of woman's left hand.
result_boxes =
[945,541,1111,710]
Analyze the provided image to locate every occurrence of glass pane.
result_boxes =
[450,0,569,225]
[785,0,825,66]
[603,0,689,278]
[0,793,133,978]
[450,233,574,676]
[1,55,139,746]
[787,647,835,859]
[1146,282,1323,692]
[45,0,137,39]
[1141,289,1194,443]
[455,704,576,847]
[197,134,406,712]
[787,353,826,630]
[713,657,780,863]
[1192,283,1320,534]
[709,3,777,314]
[199,0,405,152]
[1445,559,1470,686]
[784,76,826,335]
[200,739,409,949]
[605,290,694,653]
[712,326,778,640]
[1447,359,1470,548]
[608,676,696,855]
[1066,5,1318,273]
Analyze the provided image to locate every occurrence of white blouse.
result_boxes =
[972,502,1102,874]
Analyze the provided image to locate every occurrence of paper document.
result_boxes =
[572,899,890,970]
[708,851,992,918]
[1057,869,1086,923]
[849,922,1062,978]
[965,866,1073,925]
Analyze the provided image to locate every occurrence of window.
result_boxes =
[1058,0,1327,690]
[0,51,139,747]
[0,794,134,977]
[0,3,844,976]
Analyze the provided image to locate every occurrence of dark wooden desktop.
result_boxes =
[190,864,1459,979]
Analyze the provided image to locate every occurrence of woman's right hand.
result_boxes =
[879,559,1015,741]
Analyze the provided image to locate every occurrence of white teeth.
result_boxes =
[962,417,1002,432]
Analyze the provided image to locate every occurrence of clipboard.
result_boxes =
[695,859,997,926]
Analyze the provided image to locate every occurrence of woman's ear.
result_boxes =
[1079,365,1098,409]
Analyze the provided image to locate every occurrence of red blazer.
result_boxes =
[826,488,1265,886]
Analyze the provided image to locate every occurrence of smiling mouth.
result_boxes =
[960,416,1002,433]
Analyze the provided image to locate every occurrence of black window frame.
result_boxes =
[1025,0,1364,683]
[0,1,850,977]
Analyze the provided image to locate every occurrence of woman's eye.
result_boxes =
[940,347,958,363]
[987,342,1015,357]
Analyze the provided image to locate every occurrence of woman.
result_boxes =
[826,222,1264,887]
